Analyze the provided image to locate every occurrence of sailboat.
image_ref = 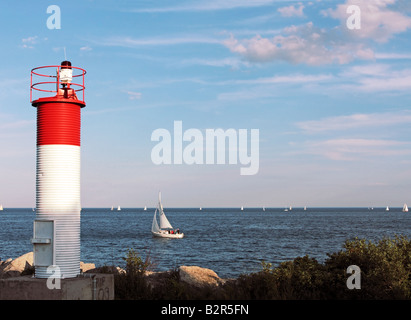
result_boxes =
[117,206,121,211]
[151,192,184,239]
[386,206,389,211]
[403,204,408,212]
[144,206,147,211]
[0,204,3,211]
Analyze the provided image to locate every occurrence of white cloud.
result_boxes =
[97,35,221,47]
[224,0,411,65]
[80,46,92,51]
[130,0,277,13]
[180,57,250,69]
[375,53,411,60]
[323,0,411,43]
[302,138,411,161]
[294,110,411,160]
[223,23,375,65]
[296,110,411,134]
[127,91,142,100]
[234,73,333,85]
[278,4,305,17]
[217,73,332,100]
[21,36,38,49]
[339,64,411,92]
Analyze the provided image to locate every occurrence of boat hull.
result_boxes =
[152,231,184,239]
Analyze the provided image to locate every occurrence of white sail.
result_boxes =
[386,206,389,211]
[157,192,173,229]
[403,204,408,212]
[159,212,173,229]
[151,209,161,233]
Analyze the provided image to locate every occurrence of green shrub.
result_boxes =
[109,236,411,300]
[325,235,411,299]
[114,249,154,300]
[222,235,411,300]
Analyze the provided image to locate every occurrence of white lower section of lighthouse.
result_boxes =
[33,144,81,279]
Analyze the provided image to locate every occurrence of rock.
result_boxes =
[1,258,12,266]
[145,270,173,289]
[80,262,96,273]
[178,266,224,288]
[2,252,33,273]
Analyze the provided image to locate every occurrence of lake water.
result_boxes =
[1,207,410,278]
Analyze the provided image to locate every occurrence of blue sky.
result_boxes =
[1,0,411,208]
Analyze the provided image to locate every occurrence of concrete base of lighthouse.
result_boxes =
[0,273,114,300]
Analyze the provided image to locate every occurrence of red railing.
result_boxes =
[30,65,86,103]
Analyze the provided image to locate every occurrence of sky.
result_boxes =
[0,0,411,208]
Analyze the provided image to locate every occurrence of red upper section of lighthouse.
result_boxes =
[36,100,81,146]
[31,62,86,146]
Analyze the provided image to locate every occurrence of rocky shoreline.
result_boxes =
[0,252,228,289]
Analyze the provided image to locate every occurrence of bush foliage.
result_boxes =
[111,235,411,300]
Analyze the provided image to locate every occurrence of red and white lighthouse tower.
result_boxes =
[30,61,86,279]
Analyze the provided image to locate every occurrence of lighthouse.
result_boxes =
[30,61,86,279]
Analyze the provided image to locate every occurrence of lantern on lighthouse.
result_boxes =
[30,61,86,279]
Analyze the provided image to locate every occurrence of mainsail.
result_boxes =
[151,191,173,232]
[158,192,173,229]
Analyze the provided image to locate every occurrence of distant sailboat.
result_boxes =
[403,204,408,212]
[111,206,114,211]
[262,207,265,211]
[386,206,389,211]
[241,206,244,211]
[144,206,147,211]
[304,206,307,211]
[0,204,3,211]
[117,206,121,211]
[199,207,202,211]
[151,192,184,238]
